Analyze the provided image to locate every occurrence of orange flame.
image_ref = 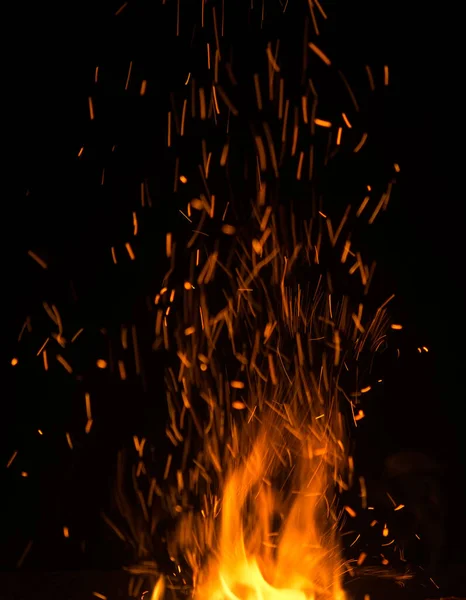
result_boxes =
[158,394,349,600]
[195,424,346,599]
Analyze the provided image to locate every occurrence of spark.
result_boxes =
[353,132,368,153]
[125,242,136,260]
[336,127,342,145]
[342,113,352,128]
[56,354,73,373]
[88,97,95,120]
[179,210,192,223]
[356,196,370,217]
[114,2,128,16]
[27,250,47,269]
[16,540,33,568]
[71,328,84,342]
[266,45,280,72]
[85,392,92,420]
[230,380,245,389]
[384,65,389,86]
[125,61,133,90]
[308,42,331,65]
[314,118,332,128]
[6,451,18,468]
[365,66,375,91]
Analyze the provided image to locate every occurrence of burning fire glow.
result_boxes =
[150,392,353,599]
[190,416,347,600]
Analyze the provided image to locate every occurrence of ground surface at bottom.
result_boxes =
[0,570,465,600]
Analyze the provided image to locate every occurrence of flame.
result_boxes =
[150,576,165,600]
[193,417,347,600]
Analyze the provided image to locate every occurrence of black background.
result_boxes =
[4,0,465,585]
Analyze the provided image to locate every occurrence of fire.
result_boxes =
[100,5,396,599]
[151,404,349,599]
[157,254,365,600]
[192,417,347,600]
[136,190,392,599]
[9,0,411,591]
